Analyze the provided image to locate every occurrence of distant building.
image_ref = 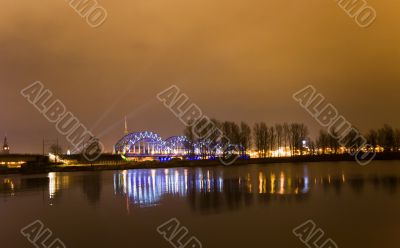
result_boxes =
[2,135,9,154]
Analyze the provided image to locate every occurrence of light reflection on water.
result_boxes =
[114,169,191,207]
[112,167,361,212]
[113,166,400,210]
[48,172,70,199]
[1,164,400,212]
[112,168,318,211]
[1,163,400,247]
[113,168,225,208]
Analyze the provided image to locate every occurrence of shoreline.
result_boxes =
[1,153,400,175]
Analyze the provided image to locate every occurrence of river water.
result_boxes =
[1,161,399,247]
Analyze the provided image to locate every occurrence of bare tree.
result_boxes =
[378,124,395,152]
[49,144,63,155]
[275,124,283,156]
[394,129,400,152]
[316,130,329,155]
[327,131,340,154]
[287,123,309,155]
[269,126,276,157]
[253,123,262,157]
[239,122,251,155]
[298,124,309,155]
[309,140,316,155]
[253,122,269,158]
[289,123,300,155]
[342,128,364,154]
[366,129,378,149]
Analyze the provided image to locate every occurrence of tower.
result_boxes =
[2,135,9,154]
[124,116,129,136]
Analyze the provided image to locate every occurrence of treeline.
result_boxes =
[184,119,251,158]
[315,124,400,154]
[184,119,310,158]
[366,124,400,151]
[184,120,400,158]
[253,122,308,157]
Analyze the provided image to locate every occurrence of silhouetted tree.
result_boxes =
[342,128,364,154]
[275,124,283,156]
[222,121,240,145]
[269,126,276,156]
[253,122,269,158]
[366,129,378,149]
[298,124,309,155]
[328,130,340,154]
[309,140,316,155]
[283,122,290,150]
[316,130,329,155]
[49,144,63,155]
[378,124,395,152]
[288,123,307,155]
[395,129,400,151]
[239,122,251,155]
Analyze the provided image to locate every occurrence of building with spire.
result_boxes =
[2,135,9,154]
[124,116,129,136]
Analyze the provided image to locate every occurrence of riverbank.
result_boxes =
[1,153,400,175]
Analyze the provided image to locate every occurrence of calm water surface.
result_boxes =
[1,161,400,247]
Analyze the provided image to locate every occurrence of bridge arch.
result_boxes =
[164,136,190,155]
[115,131,167,155]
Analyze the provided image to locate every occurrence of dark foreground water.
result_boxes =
[1,161,400,248]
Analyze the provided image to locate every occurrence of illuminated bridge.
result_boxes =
[114,131,193,160]
[114,128,245,161]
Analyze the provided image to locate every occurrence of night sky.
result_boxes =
[1,0,399,153]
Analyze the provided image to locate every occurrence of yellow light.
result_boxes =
[270,173,276,194]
